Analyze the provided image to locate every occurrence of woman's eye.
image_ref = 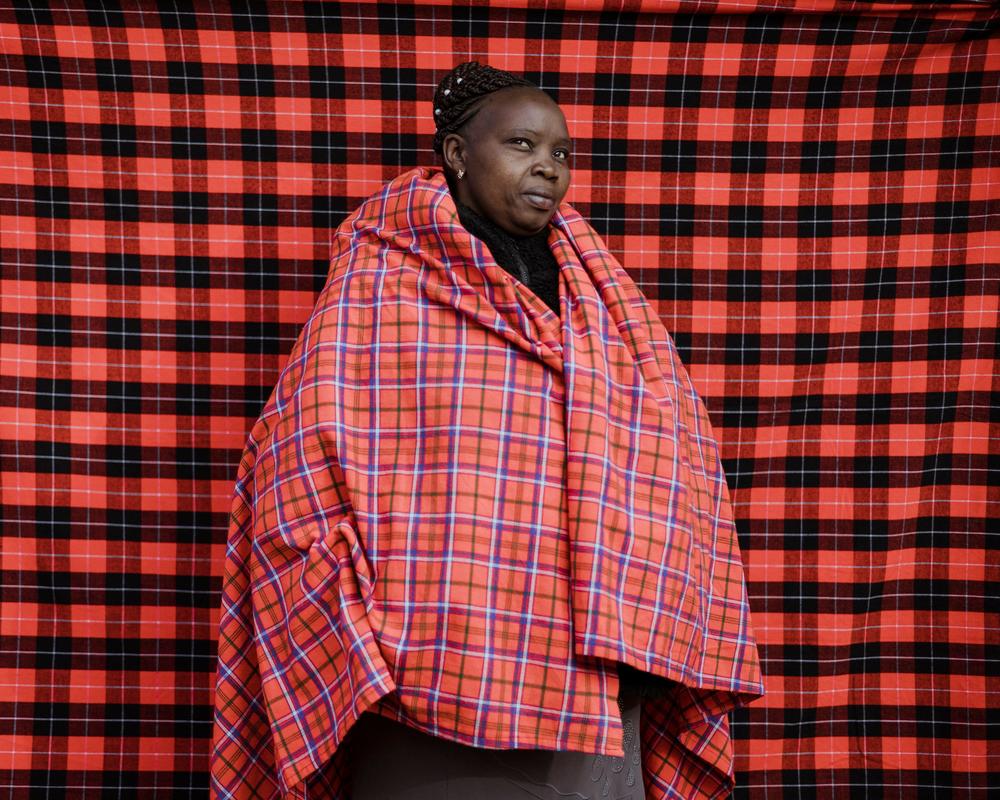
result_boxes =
[554,149,570,161]
[511,138,532,149]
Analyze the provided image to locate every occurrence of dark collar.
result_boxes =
[455,202,525,283]
[454,202,561,318]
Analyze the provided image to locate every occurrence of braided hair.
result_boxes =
[432,61,535,155]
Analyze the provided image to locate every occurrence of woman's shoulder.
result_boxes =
[354,166,447,218]
[331,166,453,244]
[316,167,465,305]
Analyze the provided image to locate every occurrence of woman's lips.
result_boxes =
[523,192,555,211]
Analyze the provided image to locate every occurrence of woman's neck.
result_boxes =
[455,201,548,243]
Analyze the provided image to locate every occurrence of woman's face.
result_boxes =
[443,87,572,237]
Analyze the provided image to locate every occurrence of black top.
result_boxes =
[456,202,561,318]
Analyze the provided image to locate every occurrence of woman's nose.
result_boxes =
[532,158,558,179]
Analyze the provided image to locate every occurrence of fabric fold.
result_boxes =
[211,166,762,800]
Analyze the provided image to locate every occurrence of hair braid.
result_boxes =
[432,61,534,154]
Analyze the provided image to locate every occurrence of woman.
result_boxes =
[211,62,763,800]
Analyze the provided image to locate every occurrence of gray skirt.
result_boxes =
[348,694,646,800]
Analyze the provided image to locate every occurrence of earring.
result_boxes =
[457,169,466,180]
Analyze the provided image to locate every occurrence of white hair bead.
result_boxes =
[456,77,463,84]
[434,108,441,115]
[444,89,450,96]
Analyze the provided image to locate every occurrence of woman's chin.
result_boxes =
[507,208,555,236]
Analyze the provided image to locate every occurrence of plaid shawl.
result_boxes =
[211,166,764,799]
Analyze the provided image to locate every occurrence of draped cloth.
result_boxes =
[210,167,764,800]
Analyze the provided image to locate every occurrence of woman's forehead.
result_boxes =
[472,88,570,139]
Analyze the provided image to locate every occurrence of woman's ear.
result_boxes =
[441,133,467,175]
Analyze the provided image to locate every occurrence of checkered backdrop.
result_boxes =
[1,1,997,797]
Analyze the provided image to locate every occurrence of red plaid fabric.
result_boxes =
[2,2,997,798]
[211,166,763,799]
